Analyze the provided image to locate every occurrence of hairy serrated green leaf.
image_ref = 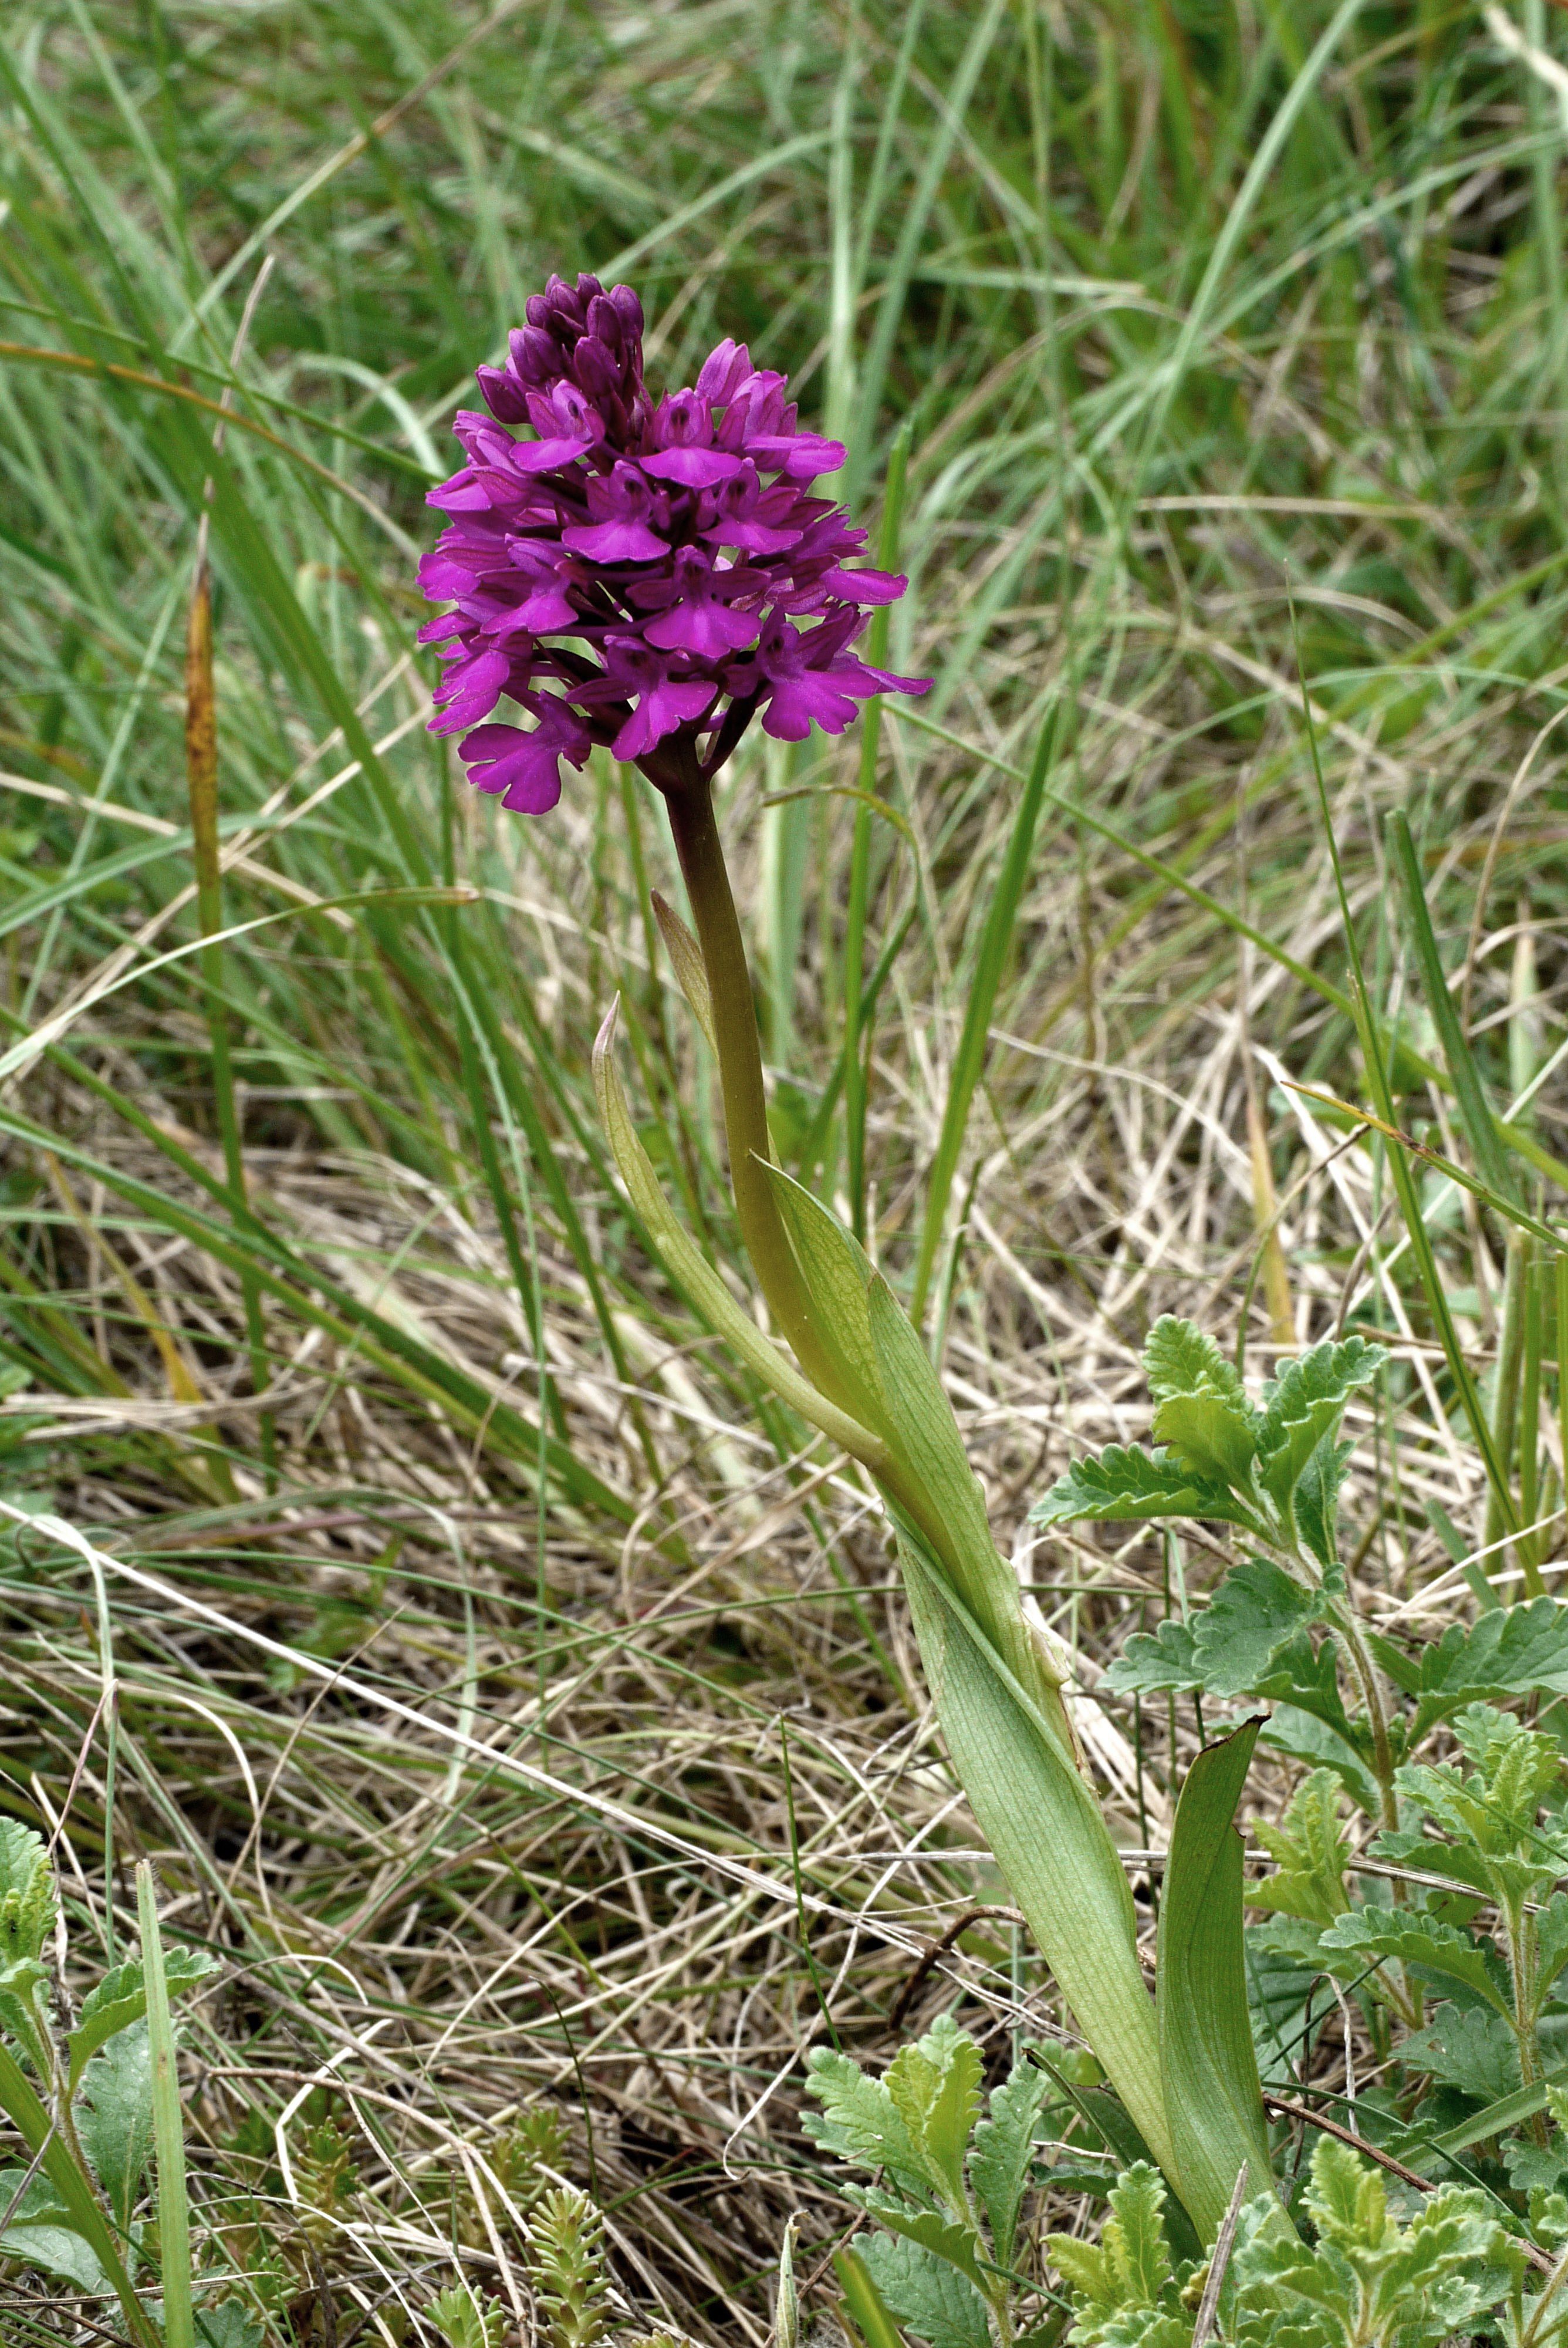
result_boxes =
[1537,1890,1568,2005]
[857,2230,991,2348]
[1255,1337,1383,1517]
[192,2306,265,2348]
[803,2047,923,2198]
[1151,1391,1258,1492]
[1317,1910,1512,2012]
[76,2022,155,2233]
[0,2212,116,2294]
[1096,2315,1194,2348]
[1030,1444,1253,1530]
[1251,1633,1354,1746]
[1190,1560,1323,1698]
[970,2057,1049,2269]
[1293,1433,1351,1572]
[1250,1772,1350,1928]
[886,2016,983,2212]
[1102,2164,1173,2306]
[1374,1599,1568,1743]
[1047,2229,1113,2307]
[1397,1721,1564,1863]
[67,1945,217,2091]
[0,1815,55,1973]
[1397,2005,1520,2104]
[1228,2140,1510,2347]
[855,2195,988,2293]
[0,1817,47,1905]
[1104,1618,1202,1698]
[1046,2164,1195,2346]
[1143,1318,1252,1415]
[1261,1705,1381,1816]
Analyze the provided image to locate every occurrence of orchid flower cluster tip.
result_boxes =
[420,272,928,813]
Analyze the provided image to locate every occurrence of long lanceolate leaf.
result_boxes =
[1156,1722,1274,2226]
[594,1049,1268,2239]
[891,1516,1177,2195]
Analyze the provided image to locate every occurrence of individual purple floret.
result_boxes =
[419,273,927,815]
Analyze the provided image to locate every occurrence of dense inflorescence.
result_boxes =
[419,272,927,813]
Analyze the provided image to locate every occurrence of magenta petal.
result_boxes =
[820,564,907,606]
[459,723,565,815]
[699,519,801,555]
[509,435,593,473]
[427,473,493,511]
[640,447,745,487]
[518,586,579,629]
[695,338,752,403]
[562,518,669,561]
[762,679,859,738]
[857,663,930,697]
[745,433,845,480]
[481,608,538,645]
[644,601,761,658]
[611,678,718,759]
[501,762,563,814]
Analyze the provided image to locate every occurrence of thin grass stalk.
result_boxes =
[1488,1235,1537,1590]
[1558,1253,1568,1564]
[910,701,1060,1325]
[842,0,1011,504]
[137,1861,193,2348]
[903,706,1568,1199]
[843,424,910,1241]
[1523,0,1568,513]
[185,558,272,1485]
[1387,809,1516,1204]
[1301,664,1520,1547]
[1522,1237,1545,1590]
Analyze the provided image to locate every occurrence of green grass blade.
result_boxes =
[1387,808,1516,1203]
[910,702,1060,1324]
[1299,653,1518,1536]
[843,421,911,1240]
[137,1861,193,2348]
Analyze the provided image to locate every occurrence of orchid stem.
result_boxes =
[655,747,842,1401]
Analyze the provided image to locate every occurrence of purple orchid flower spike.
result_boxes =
[419,272,928,814]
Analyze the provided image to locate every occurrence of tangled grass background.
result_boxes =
[4,1,1568,2336]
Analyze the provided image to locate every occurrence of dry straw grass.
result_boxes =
[2,0,1568,2337]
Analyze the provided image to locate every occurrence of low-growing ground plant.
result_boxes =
[0,1823,244,2343]
[1034,1313,1568,2202]
[804,2014,1565,2347]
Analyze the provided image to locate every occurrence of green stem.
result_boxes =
[655,748,840,1398]
[1488,1233,1529,1582]
[1328,1602,1398,1836]
[651,750,1042,1609]
[1525,2233,1568,2347]
[1508,1901,1551,2148]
